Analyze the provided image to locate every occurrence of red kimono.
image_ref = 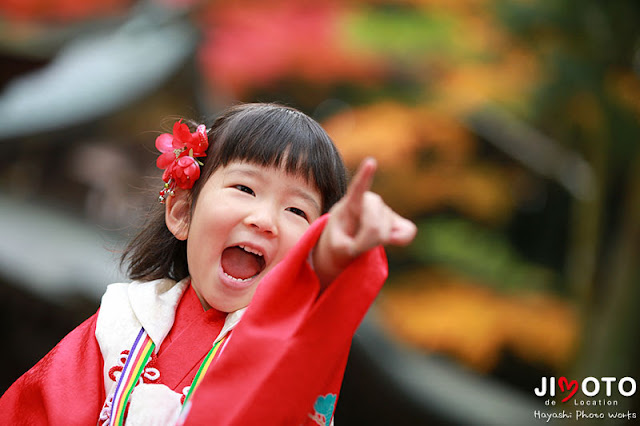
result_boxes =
[0,215,388,425]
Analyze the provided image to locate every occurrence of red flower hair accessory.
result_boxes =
[156,120,209,203]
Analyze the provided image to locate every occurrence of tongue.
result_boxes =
[221,247,262,280]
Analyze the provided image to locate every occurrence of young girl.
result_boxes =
[0,103,416,425]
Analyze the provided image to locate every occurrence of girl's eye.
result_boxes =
[286,207,308,221]
[234,185,255,196]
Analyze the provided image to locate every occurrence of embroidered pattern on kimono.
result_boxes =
[95,278,244,425]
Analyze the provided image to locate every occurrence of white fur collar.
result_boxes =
[127,277,190,350]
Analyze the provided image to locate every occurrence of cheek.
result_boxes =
[190,198,235,236]
[279,223,310,256]
[185,210,225,263]
[185,233,209,278]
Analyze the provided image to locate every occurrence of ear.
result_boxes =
[165,189,191,241]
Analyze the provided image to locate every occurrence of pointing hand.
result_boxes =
[313,157,417,287]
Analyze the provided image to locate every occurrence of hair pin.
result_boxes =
[156,120,209,203]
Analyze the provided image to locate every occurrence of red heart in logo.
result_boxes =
[558,376,578,402]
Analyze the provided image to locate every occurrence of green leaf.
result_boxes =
[342,6,468,61]
[410,216,553,291]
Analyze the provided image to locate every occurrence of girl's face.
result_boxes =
[182,161,322,312]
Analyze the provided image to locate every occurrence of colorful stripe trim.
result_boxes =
[182,334,229,407]
[107,329,230,424]
[110,329,156,426]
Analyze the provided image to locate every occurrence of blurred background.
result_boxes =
[1,0,639,424]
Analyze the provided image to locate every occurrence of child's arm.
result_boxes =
[312,157,417,289]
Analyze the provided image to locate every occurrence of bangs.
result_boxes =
[202,104,347,212]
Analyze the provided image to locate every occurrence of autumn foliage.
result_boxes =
[196,1,383,99]
[0,0,132,21]
[3,0,638,384]
[378,269,578,373]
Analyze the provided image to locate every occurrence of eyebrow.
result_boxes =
[225,165,322,214]
[289,186,321,215]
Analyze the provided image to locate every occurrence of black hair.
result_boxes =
[121,103,347,282]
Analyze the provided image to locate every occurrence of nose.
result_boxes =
[244,205,278,236]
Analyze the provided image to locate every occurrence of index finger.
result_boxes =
[345,157,377,205]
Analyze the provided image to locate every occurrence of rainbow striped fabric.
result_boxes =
[182,334,229,407]
[109,329,155,426]
[107,329,230,425]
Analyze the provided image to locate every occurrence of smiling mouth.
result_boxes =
[221,245,266,282]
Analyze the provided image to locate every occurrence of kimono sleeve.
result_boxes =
[0,312,105,425]
[183,214,388,426]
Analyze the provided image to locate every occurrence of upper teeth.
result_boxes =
[239,245,263,257]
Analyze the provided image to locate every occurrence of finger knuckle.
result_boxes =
[364,192,382,204]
